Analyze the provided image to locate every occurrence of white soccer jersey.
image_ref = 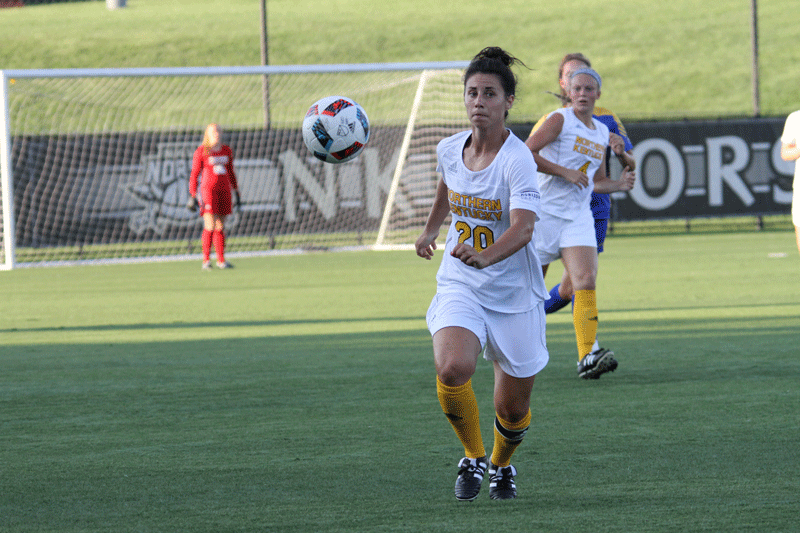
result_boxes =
[781,110,800,226]
[434,130,548,313]
[781,111,800,190]
[537,107,610,219]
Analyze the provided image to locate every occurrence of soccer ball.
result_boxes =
[302,96,370,164]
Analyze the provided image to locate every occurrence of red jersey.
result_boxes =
[189,144,239,216]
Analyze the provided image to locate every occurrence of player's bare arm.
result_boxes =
[451,208,535,269]
[609,132,636,171]
[593,155,636,194]
[526,113,590,188]
[416,178,450,260]
[780,141,800,162]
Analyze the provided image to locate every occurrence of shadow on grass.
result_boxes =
[0,315,427,334]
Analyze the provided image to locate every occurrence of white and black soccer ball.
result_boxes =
[302,96,370,164]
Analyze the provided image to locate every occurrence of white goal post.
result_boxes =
[0,62,470,270]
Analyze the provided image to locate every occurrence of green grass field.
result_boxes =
[2,2,800,530]
[2,0,798,119]
[2,231,799,532]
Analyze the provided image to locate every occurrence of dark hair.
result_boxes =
[464,46,527,98]
[556,52,591,103]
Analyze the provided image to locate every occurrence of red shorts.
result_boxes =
[200,184,232,216]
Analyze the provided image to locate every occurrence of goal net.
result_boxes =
[0,62,469,269]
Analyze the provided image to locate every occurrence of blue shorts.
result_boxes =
[595,218,608,254]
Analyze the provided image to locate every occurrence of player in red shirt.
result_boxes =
[188,123,240,270]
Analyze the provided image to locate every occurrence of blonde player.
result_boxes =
[188,123,240,270]
[532,53,636,368]
[537,54,635,317]
[416,47,548,501]
[525,68,635,379]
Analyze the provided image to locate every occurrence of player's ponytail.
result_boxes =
[464,46,528,99]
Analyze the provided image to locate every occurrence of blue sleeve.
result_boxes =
[594,113,633,151]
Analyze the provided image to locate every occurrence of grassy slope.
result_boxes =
[1,0,799,119]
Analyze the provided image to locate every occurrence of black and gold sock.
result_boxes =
[490,409,531,468]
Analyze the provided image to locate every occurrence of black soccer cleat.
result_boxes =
[577,348,618,379]
[488,463,517,500]
[454,456,488,501]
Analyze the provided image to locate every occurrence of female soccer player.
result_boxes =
[533,53,636,363]
[188,123,240,270]
[415,47,548,501]
[525,68,635,379]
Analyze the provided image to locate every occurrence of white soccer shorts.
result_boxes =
[426,291,549,379]
[534,208,597,265]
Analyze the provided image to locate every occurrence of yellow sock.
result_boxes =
[436,377,486,459]
[491,410,531,468]
[574,289,598,360]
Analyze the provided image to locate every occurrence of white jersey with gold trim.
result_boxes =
[537,107,609,219]
[434,130,548,313]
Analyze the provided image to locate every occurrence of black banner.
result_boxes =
[513,117,792,221]
[10,127,405,248]
[10,117,793,249]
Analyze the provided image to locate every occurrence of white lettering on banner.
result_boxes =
[706,136,754,207]
[279,146,403,222]
[279,150,337,222]
[625,136,792,213]
[58,123,800,242]
[122,145,403,235]
[629,138,685,211]
[116,132,796,237]
[126,142,211,234]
